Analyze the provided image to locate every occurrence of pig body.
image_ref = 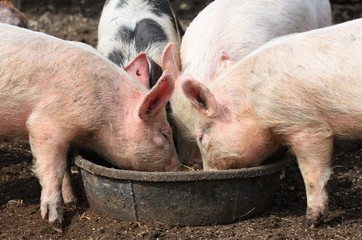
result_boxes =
[164,0,332,166]
[97,0,183,88]
[0,23,179,231]
[181,18,362,227]
[0,0,28,28]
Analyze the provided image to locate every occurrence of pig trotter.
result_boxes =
[304,206,328,228]
[64,200,77,211]
[50,220,65,233]
[40,196,65,232]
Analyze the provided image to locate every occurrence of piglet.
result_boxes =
[0,23,179,232]
[0,0,28,28]
[162,0,332,167]
[181,18,362,228]
[97,0,183,88]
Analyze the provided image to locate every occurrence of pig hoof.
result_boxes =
[50,220,65,233]
[304,218,317,229]
[64,201,77,211]
[304,211,324,228]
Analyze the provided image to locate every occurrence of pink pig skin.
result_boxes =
[0,23,179,232]
[162,0,332,167]
[182,19,362,228]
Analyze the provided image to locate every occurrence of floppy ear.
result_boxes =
[138,70,175,120]
[161,42,180,79]
[216,51,237,76]
[124,53,150,88]
[181,76,220,118]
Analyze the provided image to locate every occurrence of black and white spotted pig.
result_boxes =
[97,0,183,88]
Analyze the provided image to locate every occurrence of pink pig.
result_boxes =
[162,0,332,167]
[181,19,362,227]
[0,23,179,232]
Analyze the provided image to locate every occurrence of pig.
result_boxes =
[0,23,179,232]
[162,0,332,167]
[180,18,362,228]
[97,0,183,88]
[0,0,28,28]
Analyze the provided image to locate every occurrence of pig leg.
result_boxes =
[286,126,333,228]
[61,163,77,206]
[27,114,72,232]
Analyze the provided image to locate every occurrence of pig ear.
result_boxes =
[181,76,219,118]
[161,42,180,79]
[138,70,175,120]
[124,53,150,88]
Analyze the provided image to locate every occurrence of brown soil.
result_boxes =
[1,0,362,239]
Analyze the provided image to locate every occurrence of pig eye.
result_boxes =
[161,130,171,142]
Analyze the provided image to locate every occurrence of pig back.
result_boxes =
[242,19,362,135]
[180,0,331,84]
[0,24,138,134]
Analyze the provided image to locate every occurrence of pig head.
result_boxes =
[180,74,281,170]
[87,68,180,172]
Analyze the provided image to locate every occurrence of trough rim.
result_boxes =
[75,156,288,182]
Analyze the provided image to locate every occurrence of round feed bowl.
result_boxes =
[75,156,287,226]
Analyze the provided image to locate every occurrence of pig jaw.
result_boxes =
[197,115,280,171]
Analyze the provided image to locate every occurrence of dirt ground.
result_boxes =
[0,0,362,239]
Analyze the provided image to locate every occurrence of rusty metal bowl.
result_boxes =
[75,155,287,226]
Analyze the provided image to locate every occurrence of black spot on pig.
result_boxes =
[147,0,184,36]
[115,0,128,8]
[108,50,125,66]
[147,57,163,88]
[147,0,173,17]
[134,19,168,52]
[116,26,134,43]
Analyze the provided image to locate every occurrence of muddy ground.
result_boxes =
[0,0,362,239]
